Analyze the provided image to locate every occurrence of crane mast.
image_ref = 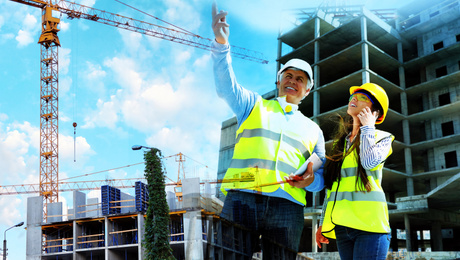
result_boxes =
[38,4,61,220]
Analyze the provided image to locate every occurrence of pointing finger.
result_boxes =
[212,0,218,16]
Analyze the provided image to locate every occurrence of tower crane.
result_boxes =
[8,0,268,221]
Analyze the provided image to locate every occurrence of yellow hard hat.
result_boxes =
[349,83,389,124]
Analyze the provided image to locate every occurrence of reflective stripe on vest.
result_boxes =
[221,97,321,206]
[322,130,394,239]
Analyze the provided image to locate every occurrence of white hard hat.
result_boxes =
[277,59,314,90]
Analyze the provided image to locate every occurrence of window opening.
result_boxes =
[435,66,447,78]
[433,41,444,51]
[438,92,451,106]
[445,151,458,168]
[441,121,454,136]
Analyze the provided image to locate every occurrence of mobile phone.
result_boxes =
[294,153,322,176]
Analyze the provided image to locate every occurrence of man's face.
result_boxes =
[277,69,310,105]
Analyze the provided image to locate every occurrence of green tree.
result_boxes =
[143,148,175,260]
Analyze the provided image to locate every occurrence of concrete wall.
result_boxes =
[120,191,134,214]
[87,197,100,218]
[73,190,86,219]
[47,202,62,223]
[182,178,201,209]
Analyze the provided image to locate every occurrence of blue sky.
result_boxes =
[0,0,406,258]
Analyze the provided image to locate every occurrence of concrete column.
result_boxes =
[138,213,145,259]
[276,36,282,92]
[313,17,321,117]
[406,176,415,196]
[431,221,443,251]
[361,16,369,83]
[26,196,43,260]
[404,145,414,195]
[183,211,204,260]
[204,215,215,259]
[215,220,223,260]
[360,16,367,41]
[312,214,318,253]
[105,216,109,260]
[73,220,77,259]
[404,214,412,251]
[313,91,320,120]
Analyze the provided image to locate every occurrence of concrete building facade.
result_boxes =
[25,178,258,260]
[216,0,460,256]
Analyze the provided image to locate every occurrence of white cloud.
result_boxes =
[0,113,8,121]
[60,76,72,98]
[14,13,38,47]
[13,121,40,150]
[0,196,22,226]
[82,95,120,129]
[164,0,202,32]
[60,21,70,32]
[175,50,192,63]
[82,61,107,96]
[193,53,211,68]
[1,33,14,43]
[0,121,39,185]
[118,29,148,58]
[87,189,101,201]
[15,29,34,47]
[22,13,37,31]
[0,14,4,30]
[59,47,72,75]
[86,61,107,80]
[103,57,141,91]
[80,0,96,8]
[59,134,96,164]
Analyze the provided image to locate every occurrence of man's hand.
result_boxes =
[212,1,229,44]
[357,106,377,126]
[284,162,315,188]
[316,226,329,248]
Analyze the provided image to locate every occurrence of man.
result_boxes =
[211,2,325,259]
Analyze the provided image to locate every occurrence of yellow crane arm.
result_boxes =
[9,0,268,64]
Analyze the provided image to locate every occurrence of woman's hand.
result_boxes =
[316,226,329,248]
[357,107,377,126]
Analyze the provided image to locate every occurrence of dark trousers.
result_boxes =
[221,191,304,260]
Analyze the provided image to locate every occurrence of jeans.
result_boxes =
[221,191,304,260]
[335,225,391,260]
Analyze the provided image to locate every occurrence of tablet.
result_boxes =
[294,153,322,176]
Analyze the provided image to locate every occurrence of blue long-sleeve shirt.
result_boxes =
[212,41,325,205]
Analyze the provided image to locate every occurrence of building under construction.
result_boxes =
[216,0,460,258]
[26,178,264,260]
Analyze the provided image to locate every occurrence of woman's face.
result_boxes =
[347,92,373,117]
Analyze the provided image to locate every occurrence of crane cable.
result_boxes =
[114,0,202,38]
[72,15,80,163]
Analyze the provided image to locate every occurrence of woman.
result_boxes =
[316,83,394,260]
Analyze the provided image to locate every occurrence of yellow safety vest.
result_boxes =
[221,97,321,206]
[322,130,394,239]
